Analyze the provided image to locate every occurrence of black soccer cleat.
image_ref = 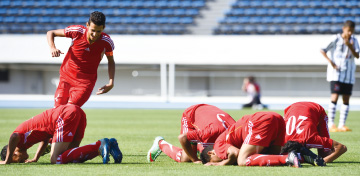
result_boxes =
[299,146,326,166]
[286,151,302,168]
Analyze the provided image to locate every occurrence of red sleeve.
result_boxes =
[102,34,115,55]
[64,25,84,39]
[214,132,232,160]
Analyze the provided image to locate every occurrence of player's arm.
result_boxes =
[344,35,359,58]
[178,133,201,163]
[320,140,347,163]
[320,49,338,70]
[97,55,115,95]
[46,29,65,57]
[1,133,21,164]
[25,139,49,163]
[206,146,239,166]
[237,144,265,166]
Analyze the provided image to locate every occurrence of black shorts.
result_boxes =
[330,81,353,95]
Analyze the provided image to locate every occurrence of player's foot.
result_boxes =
[147,136,164,162]
[109,138,123,164]
[99,138,110,164]
[329,125,338,132]
[299,146,326,166]
[286,151,302,168]
[337,126,352,132]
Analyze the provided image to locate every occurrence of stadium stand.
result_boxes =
[0,0,208,34]
[214,0,360,35]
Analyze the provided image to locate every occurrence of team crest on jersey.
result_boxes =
[85,47,90,52]
[255,134,262,140]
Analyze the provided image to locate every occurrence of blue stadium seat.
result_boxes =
[261,16,273,24]
[327,8,339,16]
[52,16,63,24]
[256,25,268,34]
[27,16,38,23]
[315,8,327,16]
[350,9,360,16]
[161,9,174,16]
[308,16,320,24]
[54,9,67,16]
[318,25,331,33]
[330,25,341,33]
[19,8,31,15]
[309,1,322,8]
[249,16,261,24]
[285,16,297,24]
[346,1,360,8]
[193,1,205,8]
[333,1,346,8]
[169,1,181,8]
[46,1,60,7]
[143,1,155,8]
[339,8,351,16]
[180,1,192,8]
[331,17,344,24]
[281,25,293,33]
[149,9,161,16]
[305,25,316,33]
[298,1,310,8]
[256,8,267,16]
[169,17,181,24]
[291,8,304,16]
[174,9,186,16]
[15,16,27,23]
[155,1,167,8]
[250,1,262,7]
[304,8,316,16]
[39,16,51,23]
[268,25,281,33]
[0,0,11,7]
[273,16,285,24]
[238,16,250,24]
[0,8,6,15]
[10,1,22,7]
[280,8,292,16]
[186,9,199,16]
[180,17,193,24]
[244,8,256,16]
[268,8,280,16]
[22,0,35,7]
[321,1,334,8]
[320,16,332,24]
[244,25,255,33]
[74,16,88,24]
[261,1,274,8]
[285,1,298,8]
[293,25,306,33]
[296,16,308,24]
[232,8,245,16]
[134,17,145,24]
[232,25,244,33]
[30,8,42,15]
[274,1,286,8]
[6,8,19,15]
[67,9,79,16]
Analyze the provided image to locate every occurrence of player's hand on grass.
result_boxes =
[205,162,220,166]
[25,158,38,163]
[50,47,64,57]
[0,161,6,164]
[96,84,114,95]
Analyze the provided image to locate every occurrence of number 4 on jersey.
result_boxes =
[286,116,308,135]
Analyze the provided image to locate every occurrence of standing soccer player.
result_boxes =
[47,11,115,107]
[283,102,347,163]
[147,104,236,163]
[320,20,359,132]
[0,104,122,164]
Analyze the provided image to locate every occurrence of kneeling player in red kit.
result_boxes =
[200,112,304,167]
[283,102,347,164]
[0,104,122,164]
[147,104,236,163]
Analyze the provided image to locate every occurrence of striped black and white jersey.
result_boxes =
[322,34,359,84]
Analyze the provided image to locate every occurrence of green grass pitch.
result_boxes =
[0,108,359,176]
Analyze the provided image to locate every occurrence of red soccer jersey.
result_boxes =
[13,104,86,150]
[61,25,114,83]
[284,102,333,151]
[181,104,236,147]
[214,112,285,160]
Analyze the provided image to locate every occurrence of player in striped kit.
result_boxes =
[320,20,359,132]
[147,104,236,163]
[47,11,115,108]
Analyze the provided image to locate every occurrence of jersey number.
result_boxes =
[286,115,308,135]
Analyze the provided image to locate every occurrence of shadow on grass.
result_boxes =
[330,161,360,164]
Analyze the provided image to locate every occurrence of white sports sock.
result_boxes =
[328,102,336,127]
[338,104,349,128]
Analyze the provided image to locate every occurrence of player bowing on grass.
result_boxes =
[147,104,236,163]
[200,112,306,167]
[0,104,122,164]
[284,102,347,163]
[47,11,115,107]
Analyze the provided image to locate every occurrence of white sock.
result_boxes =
[328,102,336,127]
[338,104,349,128]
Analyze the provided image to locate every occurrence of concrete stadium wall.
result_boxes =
[1,35,360,98]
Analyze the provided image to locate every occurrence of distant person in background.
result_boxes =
[241,76,266,109]
[320,20,359,132]
[47,11,115,107]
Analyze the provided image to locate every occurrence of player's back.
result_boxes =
[284,102,325,127]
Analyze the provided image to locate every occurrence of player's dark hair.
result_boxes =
[88,11,106,27]
[280,141,303,154]
[344,20,355,28]
[1,145,8,161]
[200,145,214,164]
